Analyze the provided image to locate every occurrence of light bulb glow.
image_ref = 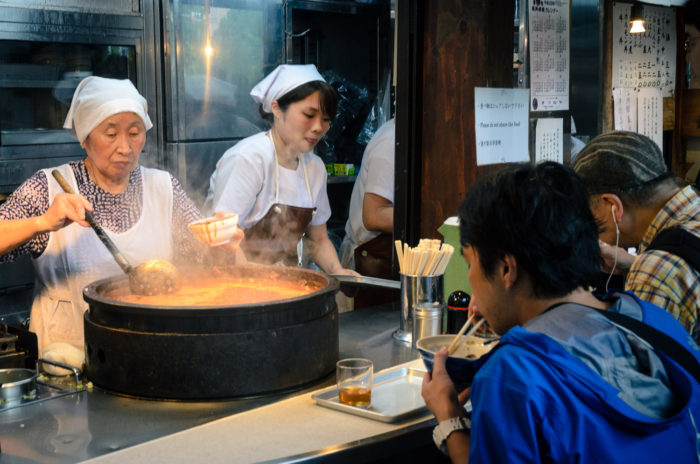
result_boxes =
[204,43,214,57]
[630,19,645,34]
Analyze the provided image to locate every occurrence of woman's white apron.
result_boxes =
[29,164,173,354]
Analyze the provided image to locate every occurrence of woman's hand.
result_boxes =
[0,193,92,256]
[422,347,470,422]
[599,240,635,275]
[328,266,361,277]
[222,227,245,251]
[39,193,92,231]
[210,210,246,264]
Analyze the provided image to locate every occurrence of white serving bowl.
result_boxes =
[188,213,239,247]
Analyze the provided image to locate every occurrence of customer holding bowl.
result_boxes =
[0,76,242,366]
[205,64,356,276]
[421,162,700,463]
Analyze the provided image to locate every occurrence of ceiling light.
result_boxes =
[630,3,646,34]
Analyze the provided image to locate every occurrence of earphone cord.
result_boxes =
[604,227,620,294]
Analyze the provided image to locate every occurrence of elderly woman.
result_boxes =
[0,76,241,367]
[205,64,356,276]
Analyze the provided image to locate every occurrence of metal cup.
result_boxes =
[393,273,444,343]
[412,301,444,350]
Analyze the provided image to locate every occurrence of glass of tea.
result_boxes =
[336,358,373,408]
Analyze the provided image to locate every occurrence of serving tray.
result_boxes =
[311,367,428,423]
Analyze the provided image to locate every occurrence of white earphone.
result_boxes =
[611,205,619,241]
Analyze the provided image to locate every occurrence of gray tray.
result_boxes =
[311,367,428,423]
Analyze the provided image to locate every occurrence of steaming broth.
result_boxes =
[108,277,321,306]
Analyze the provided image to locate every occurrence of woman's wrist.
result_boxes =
[31,215,51,236]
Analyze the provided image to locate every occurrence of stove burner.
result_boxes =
[0,324,37,370]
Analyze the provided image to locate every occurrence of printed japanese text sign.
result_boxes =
[611,2,676,97]
[535,118,563,163]
[474,88,530,166]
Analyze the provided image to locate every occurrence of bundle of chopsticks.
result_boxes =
[394,238,455,276]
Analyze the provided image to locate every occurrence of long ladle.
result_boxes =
[51,169,181,296]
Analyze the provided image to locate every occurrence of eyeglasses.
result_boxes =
[684,35,700,53]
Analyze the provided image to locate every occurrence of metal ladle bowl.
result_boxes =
[51,169,180,296]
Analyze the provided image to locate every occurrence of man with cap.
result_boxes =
[205,64,356,276]
[0,76,239,369]
[572,131,700,342]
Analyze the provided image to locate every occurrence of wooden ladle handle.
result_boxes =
[51,169,133,274]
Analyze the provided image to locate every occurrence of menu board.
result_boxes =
[611,2,676,97]
[529,0,570,112]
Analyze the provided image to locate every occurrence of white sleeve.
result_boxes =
[309,156,331,226]
[363,138,394,203]
[211,151,264,225]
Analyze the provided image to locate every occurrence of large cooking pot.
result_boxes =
[82,264,339,400]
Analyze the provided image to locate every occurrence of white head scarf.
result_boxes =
[250,64,325,113]
[63,76,153,143]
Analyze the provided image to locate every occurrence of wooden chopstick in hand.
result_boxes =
[446,314,475,355]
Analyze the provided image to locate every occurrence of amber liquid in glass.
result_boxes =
[338,386,371,407]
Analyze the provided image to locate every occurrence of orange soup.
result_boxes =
[109,277,321,306]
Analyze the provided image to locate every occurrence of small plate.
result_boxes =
[312,367,428,423]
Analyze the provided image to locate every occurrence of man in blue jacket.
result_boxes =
[421,162,700,463]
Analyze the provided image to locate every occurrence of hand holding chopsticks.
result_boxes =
[447,317,486,356]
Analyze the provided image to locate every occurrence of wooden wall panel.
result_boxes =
[418,0,514,239]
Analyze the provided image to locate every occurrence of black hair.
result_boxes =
[258,80,338,125]
[685,0,700,30]
[458,162,601,299]
[571,131,677,207]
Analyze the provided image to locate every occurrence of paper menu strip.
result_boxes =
[535,118,563,163]
[637,87,663,151]
[613,88,637,132]
[611,87,662,151]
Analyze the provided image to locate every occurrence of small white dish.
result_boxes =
[188,213,239,247]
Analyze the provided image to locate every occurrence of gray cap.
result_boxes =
[571,131,670,194]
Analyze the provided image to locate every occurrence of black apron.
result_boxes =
[353,232,397,308]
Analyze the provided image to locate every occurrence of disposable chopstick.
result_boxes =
[421,249,438,276]
[446,314,475,355]
[395,240,404,273]
[462,318,486,341]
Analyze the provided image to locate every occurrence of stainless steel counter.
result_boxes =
[0,303,442,464]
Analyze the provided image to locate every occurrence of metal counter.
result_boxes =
[0,303,439,464]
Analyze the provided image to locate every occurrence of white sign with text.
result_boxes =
[474,87,530,166]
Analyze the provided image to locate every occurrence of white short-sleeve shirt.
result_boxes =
[205,131,331,230]
[343,118,395,250]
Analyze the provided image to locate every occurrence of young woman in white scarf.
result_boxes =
[205,64,357,277]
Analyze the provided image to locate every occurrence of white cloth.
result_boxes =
[250,64,325,113]
[42,342,85,375]
[204,131,331,230]
[30,163,173,354]
[340,119,395,269]
[63,76,153,143]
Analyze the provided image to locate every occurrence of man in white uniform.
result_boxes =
[341,118,395,268]
[340,118,396,308]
